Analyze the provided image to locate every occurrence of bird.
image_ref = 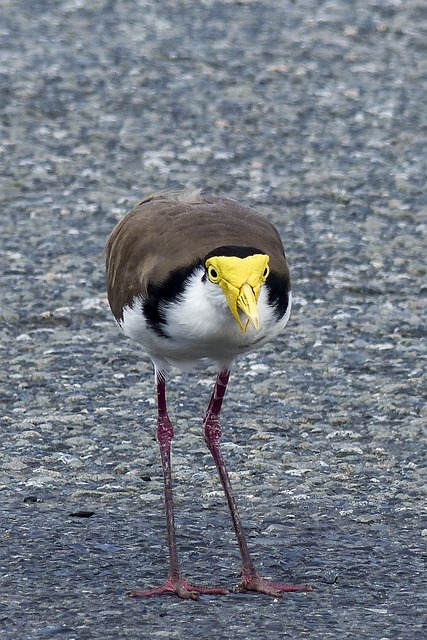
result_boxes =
[105,188,313,599]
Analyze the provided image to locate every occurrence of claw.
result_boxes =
[236,571,314,596]
[129,575,229,600]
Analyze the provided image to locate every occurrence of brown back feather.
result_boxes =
[106,191,289,321]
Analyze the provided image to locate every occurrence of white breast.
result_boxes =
[120,271,291,372]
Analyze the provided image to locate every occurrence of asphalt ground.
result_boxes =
[1,1,426,638]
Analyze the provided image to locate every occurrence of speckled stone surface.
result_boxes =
[1,1,426,638]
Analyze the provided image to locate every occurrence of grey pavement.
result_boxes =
[1,1,426,638]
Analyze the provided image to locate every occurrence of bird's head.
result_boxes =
[204,248,270,332]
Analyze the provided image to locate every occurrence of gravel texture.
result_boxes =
[1,0,426,638]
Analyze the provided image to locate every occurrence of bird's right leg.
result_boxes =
[204,369,313,596]
[129,370,228,600]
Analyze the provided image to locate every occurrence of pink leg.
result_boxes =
[204,369,313,596]
[129,370,228,600]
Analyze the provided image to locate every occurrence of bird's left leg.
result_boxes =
[130,370,228,600]
[204,369,313,596]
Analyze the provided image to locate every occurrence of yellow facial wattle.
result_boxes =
[205,254,270,332]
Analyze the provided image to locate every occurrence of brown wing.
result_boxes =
[106,190,288,321]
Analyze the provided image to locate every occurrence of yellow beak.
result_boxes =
[231,281,260,332]
[205,254,270,333]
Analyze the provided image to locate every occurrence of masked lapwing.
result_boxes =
[106,188,312,599]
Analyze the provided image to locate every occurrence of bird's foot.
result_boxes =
[129,575,229,600]
[236,570,314,597]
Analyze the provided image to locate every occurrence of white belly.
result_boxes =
[120,274,291,371]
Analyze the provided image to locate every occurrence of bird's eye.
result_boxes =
[262,265,270,280]
[208,265,219,282]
